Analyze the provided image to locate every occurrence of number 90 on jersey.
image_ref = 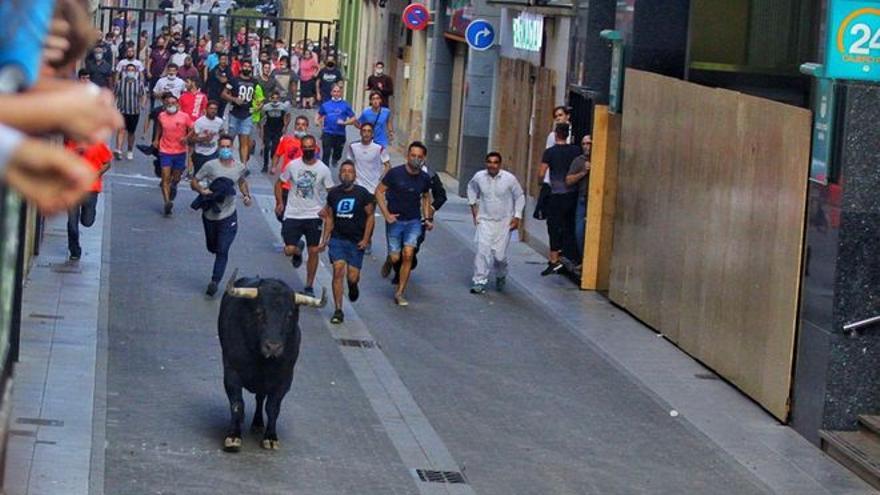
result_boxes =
[826,0,880,81]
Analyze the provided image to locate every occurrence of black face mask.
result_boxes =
[241,69,252,76]
[302,149,316,161]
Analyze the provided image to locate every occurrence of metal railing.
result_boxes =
[96,5,338,61]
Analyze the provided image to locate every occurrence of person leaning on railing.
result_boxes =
[0,0,123,215]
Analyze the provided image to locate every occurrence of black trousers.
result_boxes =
[321,133,346,166]
[546,192,578,260]
[67,192,99,257]
[263,130,282,169]
[203,212,238,282]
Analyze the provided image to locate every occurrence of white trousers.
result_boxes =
[473,218,513,285]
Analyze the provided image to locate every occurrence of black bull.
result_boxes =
[218,274,325,452]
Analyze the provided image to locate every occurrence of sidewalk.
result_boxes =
[4,197,107,495]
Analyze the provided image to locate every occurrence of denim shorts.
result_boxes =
[386,218,422,254]
[328,237,365,270]
[159,152,187,170]
[227,114,254,136]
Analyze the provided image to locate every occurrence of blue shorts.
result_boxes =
[386,219,422,254]
[328,237,365,270]
[159,152,187,170]
[227,114,254,136]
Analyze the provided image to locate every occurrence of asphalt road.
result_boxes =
[99,146,772,494]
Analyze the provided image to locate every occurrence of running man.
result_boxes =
[222,59,258,164]
[319,161,376,324]
[375,141,434,307]
[191,100,224,175]
[316,84,356,168]
[260,90,291,173]
[114,63,145,161]
[65,140,113,261]
[272,115,317,221]
[467,152,525,294]
[153,93,194,216]
[191,134,252,296]
[274,135,334,297]
[345,122,390,194]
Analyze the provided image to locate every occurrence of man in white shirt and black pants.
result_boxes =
[467,152,526,294]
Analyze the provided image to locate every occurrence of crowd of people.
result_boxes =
[0,2,592,327]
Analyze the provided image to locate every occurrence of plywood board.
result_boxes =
[609,70,810,421]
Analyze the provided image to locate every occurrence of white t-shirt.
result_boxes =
[279,158,334,219]
[193,115,224,156]
[346,141,390,194]
[153,76,186,98]
[170,52,188,67]
[115,58,145,74]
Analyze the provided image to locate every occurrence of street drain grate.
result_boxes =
[694,373,720,380]
[28,313,64,321]
[414,469,467,484]
[17,418,64,427]
[337,338,379,349]
[9,429,36,437]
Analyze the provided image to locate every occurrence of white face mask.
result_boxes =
[375,68,384,75]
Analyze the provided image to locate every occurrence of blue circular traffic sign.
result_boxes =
[466,19,496,51]
[403,3,430,31]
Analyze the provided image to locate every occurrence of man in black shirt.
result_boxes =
[320,161,376,324]
[206,53,230,116]
[222,59,258,164]
[316,56,344,104]
[539,123,582,275]
[365,61,394,108]
[85,47,114,88]
[375,141,433,307]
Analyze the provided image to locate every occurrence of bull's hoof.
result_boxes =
[261,438,281,450]
[223,436,242,452]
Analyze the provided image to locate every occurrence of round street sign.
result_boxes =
[466,19,496,51]
[403,3,430,31]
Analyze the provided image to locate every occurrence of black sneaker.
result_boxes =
[330,310,344,324]
[291,240,305,268]
[540,262,563,276]
[206,281,219,297]
[303,286,315,297]
[348,280,359,302]
[163,201,173,216]
[69,253,81,261]
[170,185,178,201]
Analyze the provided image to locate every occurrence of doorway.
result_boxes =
[446,42,468,178]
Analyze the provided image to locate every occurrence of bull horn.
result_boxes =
[293,288,327,308]
[224,270,259,299]
[228,287,259,299]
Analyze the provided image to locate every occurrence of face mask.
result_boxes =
[95,53,104,61]
[241,69,252,76]
[218,148,234,161]
[375,68,384,75]
[177,46,185,52]
[167,74,176,79]
[125,71,137,78]
[331,96,342,102]
[165,105,178,114]
[340,178,354,188]
[302,149,316,161]
[293,130,307,138]
[326,62,335,68]
[408,158,425,170]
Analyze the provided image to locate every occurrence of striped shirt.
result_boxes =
[115,77,144,115]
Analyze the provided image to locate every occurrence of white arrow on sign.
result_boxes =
[475,28,491,43]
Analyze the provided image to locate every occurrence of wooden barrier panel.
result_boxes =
[609,70,811,421]
[581,106,621,291]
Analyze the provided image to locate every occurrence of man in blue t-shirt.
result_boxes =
[317,84,356,167]
[375,141,433,307]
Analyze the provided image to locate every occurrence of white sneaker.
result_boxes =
[126,151,133,160]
